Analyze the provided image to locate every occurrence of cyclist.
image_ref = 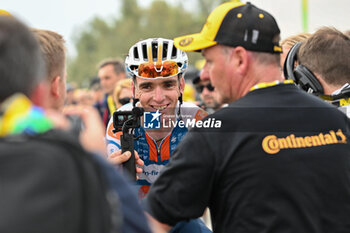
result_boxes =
[105,38,210,232]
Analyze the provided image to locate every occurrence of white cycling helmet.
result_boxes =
[125,38,188,79]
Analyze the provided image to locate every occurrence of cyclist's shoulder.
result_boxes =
[181,101,208,121]
[118,103,134,111]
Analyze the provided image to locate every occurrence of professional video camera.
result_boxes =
[112,107,144,180]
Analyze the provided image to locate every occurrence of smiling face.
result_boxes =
[134,76,184,116]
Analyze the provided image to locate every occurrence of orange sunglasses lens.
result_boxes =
[138,61,179,78]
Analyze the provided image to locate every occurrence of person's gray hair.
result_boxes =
[220,45,280,66]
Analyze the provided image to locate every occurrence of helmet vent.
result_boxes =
[125,38,188,77]
[151,41,158,61]
[163,42,168,59]
[171,45,177,59]
[142,43,148,61]
[133,46,139,60]
[129,65,138,71]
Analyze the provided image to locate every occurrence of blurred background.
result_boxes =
[2,0,349,86]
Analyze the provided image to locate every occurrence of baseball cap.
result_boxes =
[174,2,282,54]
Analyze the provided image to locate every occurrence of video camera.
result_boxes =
[112,107,144,180]
[112,107,143,133]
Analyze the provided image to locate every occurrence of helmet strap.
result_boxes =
[177,73,183,120]
[132,75,139,107]
[133,98,139,107]
[177,93,183,120]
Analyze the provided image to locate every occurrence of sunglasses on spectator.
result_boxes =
[118,97,132,105]
[196,83,215,93]
[137,61,179,78]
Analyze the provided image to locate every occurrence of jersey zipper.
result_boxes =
[155,138,165,162]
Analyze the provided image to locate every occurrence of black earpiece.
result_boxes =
[283,42,324,95]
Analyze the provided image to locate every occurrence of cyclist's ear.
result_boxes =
[132,78,139,98]
[179,76,185,94]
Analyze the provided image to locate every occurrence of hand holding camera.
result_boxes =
[63,106,107,156]
[107,150,144,177]
[112,107,144,180]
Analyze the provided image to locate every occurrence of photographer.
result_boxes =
[284,27,350,117]
[105,38,211,233]
[0,15,151,233]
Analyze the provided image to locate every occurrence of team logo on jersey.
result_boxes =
[143,110,161,129]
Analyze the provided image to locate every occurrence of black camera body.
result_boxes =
[112,107,143,133]
[66,114,84,136]
[112,107,144,180]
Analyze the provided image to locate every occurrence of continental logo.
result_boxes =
[262,129,347,154]
[179,37,193,47]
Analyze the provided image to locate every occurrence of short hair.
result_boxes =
[250,51,280,66]
[98,58,125,75]
[298,27,350,86]
[0,16,45,102]
[281,32,311,49]
[113,78,132,109]
[253,34,281,66]
[221,44,281,66]
[32,28,66,81]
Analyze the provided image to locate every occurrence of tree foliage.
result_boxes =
[68,0,226,85]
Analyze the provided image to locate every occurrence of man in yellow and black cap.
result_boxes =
[145,2,350,233]
[175,1,282,54]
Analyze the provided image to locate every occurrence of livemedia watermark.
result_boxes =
[143,110,222,129]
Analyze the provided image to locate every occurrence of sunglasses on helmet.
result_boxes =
[137,61,180,78]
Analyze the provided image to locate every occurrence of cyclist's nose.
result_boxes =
[153,86,165,102]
